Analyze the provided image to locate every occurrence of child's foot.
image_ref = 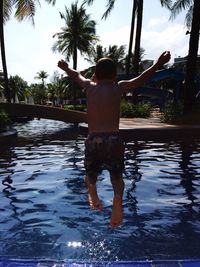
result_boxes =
[85,178,102,211]
[87,184,103,211]
[110,195,123,228]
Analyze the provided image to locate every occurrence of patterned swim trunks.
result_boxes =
[84,132,125,176]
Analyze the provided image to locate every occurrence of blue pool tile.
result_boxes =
[1,259,200,267]
[0,261,151,267]
[180,259,200,267]
[151,261,180,267]
[66,261,152,267]
[0,261,36,267]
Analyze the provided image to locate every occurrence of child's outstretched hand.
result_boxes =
[57,60,69,71]
[157,51,171,66]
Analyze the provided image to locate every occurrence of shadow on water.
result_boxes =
[0,119,200,260]
[122,139,200,260]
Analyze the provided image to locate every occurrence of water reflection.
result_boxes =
[0,119,200,260]
[179,140,199,205]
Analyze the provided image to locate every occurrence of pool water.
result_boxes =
[0,119,200,261]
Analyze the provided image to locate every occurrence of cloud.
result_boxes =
[98,20,189,63]
[99,25,130,48]
[142,23,189,60]
[147,16,168,28]
[142,16,189,60]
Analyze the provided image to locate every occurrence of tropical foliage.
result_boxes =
[52,2,98,70]
[8,75,28,102]
[30,83,47,104]
[1,0,199,117]
[0,71,4,96]
[170,0,193,29]
[3,0,56,23]
[0,110,11,131]
[52,2,98,104]
[170,0,200,113]
[83,0,170,76]
[160,101,184,123]
[84,0,200,114]
[120,101,152,118]
[35,70,49,86]
[0,0,56,102]
[85,44,126,69]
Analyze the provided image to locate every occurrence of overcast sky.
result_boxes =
[2,0,192,85]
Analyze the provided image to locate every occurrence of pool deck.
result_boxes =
[80,112,200,141]
[120,116,200,140]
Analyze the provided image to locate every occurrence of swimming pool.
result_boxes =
[0,119,200,262]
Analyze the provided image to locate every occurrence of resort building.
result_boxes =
[173,55,200,78]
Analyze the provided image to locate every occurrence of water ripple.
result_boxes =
[1,119,200,260]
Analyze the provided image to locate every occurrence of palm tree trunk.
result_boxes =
[126,0,137,77]
[184,0,200,114]
[0,1,10,102]
[72,45,78,106]
[133,0,143,76]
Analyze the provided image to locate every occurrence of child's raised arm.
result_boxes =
[57,60,91,88]
[119,51,171,92]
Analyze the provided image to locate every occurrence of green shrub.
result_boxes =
[136,103,152,117]
[64,104,86,111]
[64,102,152,118]
[160,101,183,123]
[120,101,152,118]
[0,110,11,131]
[120,101,133,118]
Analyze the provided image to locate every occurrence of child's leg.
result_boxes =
[85,174,103,211]
[110,173,124,228]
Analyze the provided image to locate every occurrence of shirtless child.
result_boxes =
[57,51,171,228]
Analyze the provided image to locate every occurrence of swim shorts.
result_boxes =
[84,132,125,176]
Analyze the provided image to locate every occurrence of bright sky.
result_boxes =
[3,0,191,85]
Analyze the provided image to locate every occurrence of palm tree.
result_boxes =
[169,0,200,113]
[34,70,49,104]
[8,74,28,102]
[126,0,137,77]
[52,2,98,104]
[0,0,56,102]
[0,70,4,98]
[133,0,143,76]
[85,44,126,65]
[52,2,98,70]
[35,70,49,86]
[0,1,9,100]
[184,0,200,113]
[85,44,105,64]
[106,45,126,70]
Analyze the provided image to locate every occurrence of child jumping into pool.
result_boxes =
[57,51,171,228]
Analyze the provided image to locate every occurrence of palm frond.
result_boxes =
[44,0,56,5]
[11,0,56,24]
[170,0,193,20]
[102,0,116,20]
[3,0,13,23]
[160,0,172,9]
[13,0,37,25]
[82,0,94,5]
[185,5,193,29]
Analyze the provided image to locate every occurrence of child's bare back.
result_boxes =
[86,82,122,133]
